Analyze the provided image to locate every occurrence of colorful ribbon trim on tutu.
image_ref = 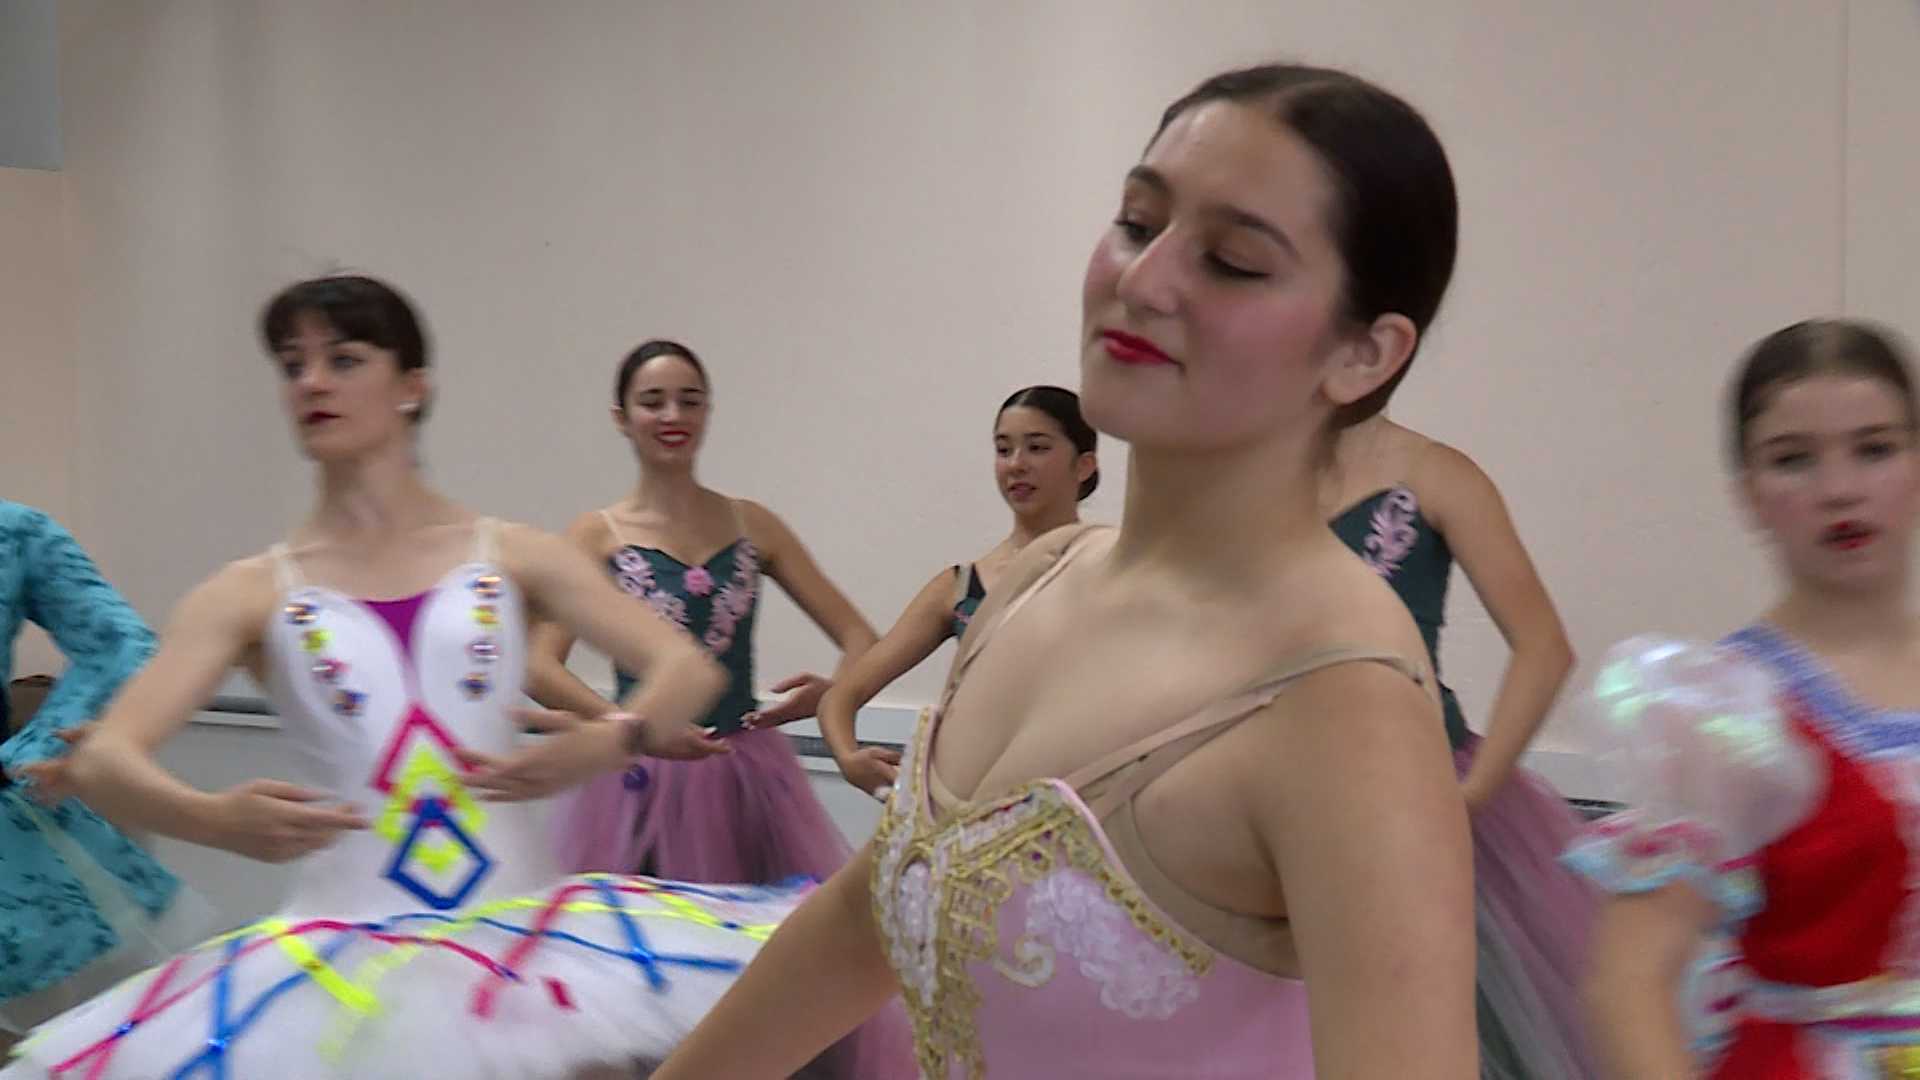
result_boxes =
[38,876,791,1079]
[1873,1045,1920,1078]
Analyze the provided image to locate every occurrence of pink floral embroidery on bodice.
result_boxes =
[1359,486,1421,577]
[610,540,759,657]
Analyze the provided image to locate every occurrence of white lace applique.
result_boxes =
[873,722,921,905]
[891,733,918,817]
[880,749,1060,1014]
[953,792,1043,854]
[889,860,940,1008]
[887,793,1049,1006]
[875,714,935,1006]
[1021,867,1200,1020]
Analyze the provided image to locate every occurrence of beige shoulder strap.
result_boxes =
[941,524,1108,698]
[598,508,629,547]
[267,543,304,594]
[1070,648,1427,819]
[473,517,499,563]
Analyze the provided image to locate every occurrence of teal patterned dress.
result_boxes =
[607,538,762,734]
[1328,487,1468,745]
[0,501,180,1018]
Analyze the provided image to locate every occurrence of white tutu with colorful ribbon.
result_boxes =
[1,873,805,1080]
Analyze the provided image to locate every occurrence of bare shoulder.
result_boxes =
[1396,438,1498,533]
[962,524,1111,633]
[563,508,614,551]
[732,496,777,528]
[210,552,279,598]
[731,498,802,570]
[891,565,967,630]
[1205,536,1442,783]
[176,554,281,637]
[1279,538,1432,660]
[489,519,578,575]
[1276,652,1439,738]
[1010,523,1108,581]
[1378,419,1438,460]
[736,496,804,549]
[1223,645,1451,813]
[1408,437,1487,486]
[728,496,785,543]
[922,563,964,598]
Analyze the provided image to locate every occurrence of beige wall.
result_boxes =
[1,167,73,518]
[33,1,1919,755]
[1,166,75,676]
[1847,0,1920,328]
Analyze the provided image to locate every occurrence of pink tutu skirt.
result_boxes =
[558,728,915,1078]
[1460,733,1601,1079]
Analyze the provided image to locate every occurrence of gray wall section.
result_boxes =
[0,0,60,169]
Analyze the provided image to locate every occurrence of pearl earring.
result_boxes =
[398,402,420,414]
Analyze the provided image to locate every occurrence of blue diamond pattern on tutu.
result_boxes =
[383,797,492,911]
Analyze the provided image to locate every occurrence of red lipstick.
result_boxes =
[1099,330,1176,367]
[1822,520,1877,551]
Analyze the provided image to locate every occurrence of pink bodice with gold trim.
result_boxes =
[870,704,1314,1079]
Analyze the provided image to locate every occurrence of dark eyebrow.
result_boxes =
[1759,424,1907,448]
[1125,165,1171,196]
[1124,166,1298,256]
[272,334,350,353]
[1217,206,1298,257]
